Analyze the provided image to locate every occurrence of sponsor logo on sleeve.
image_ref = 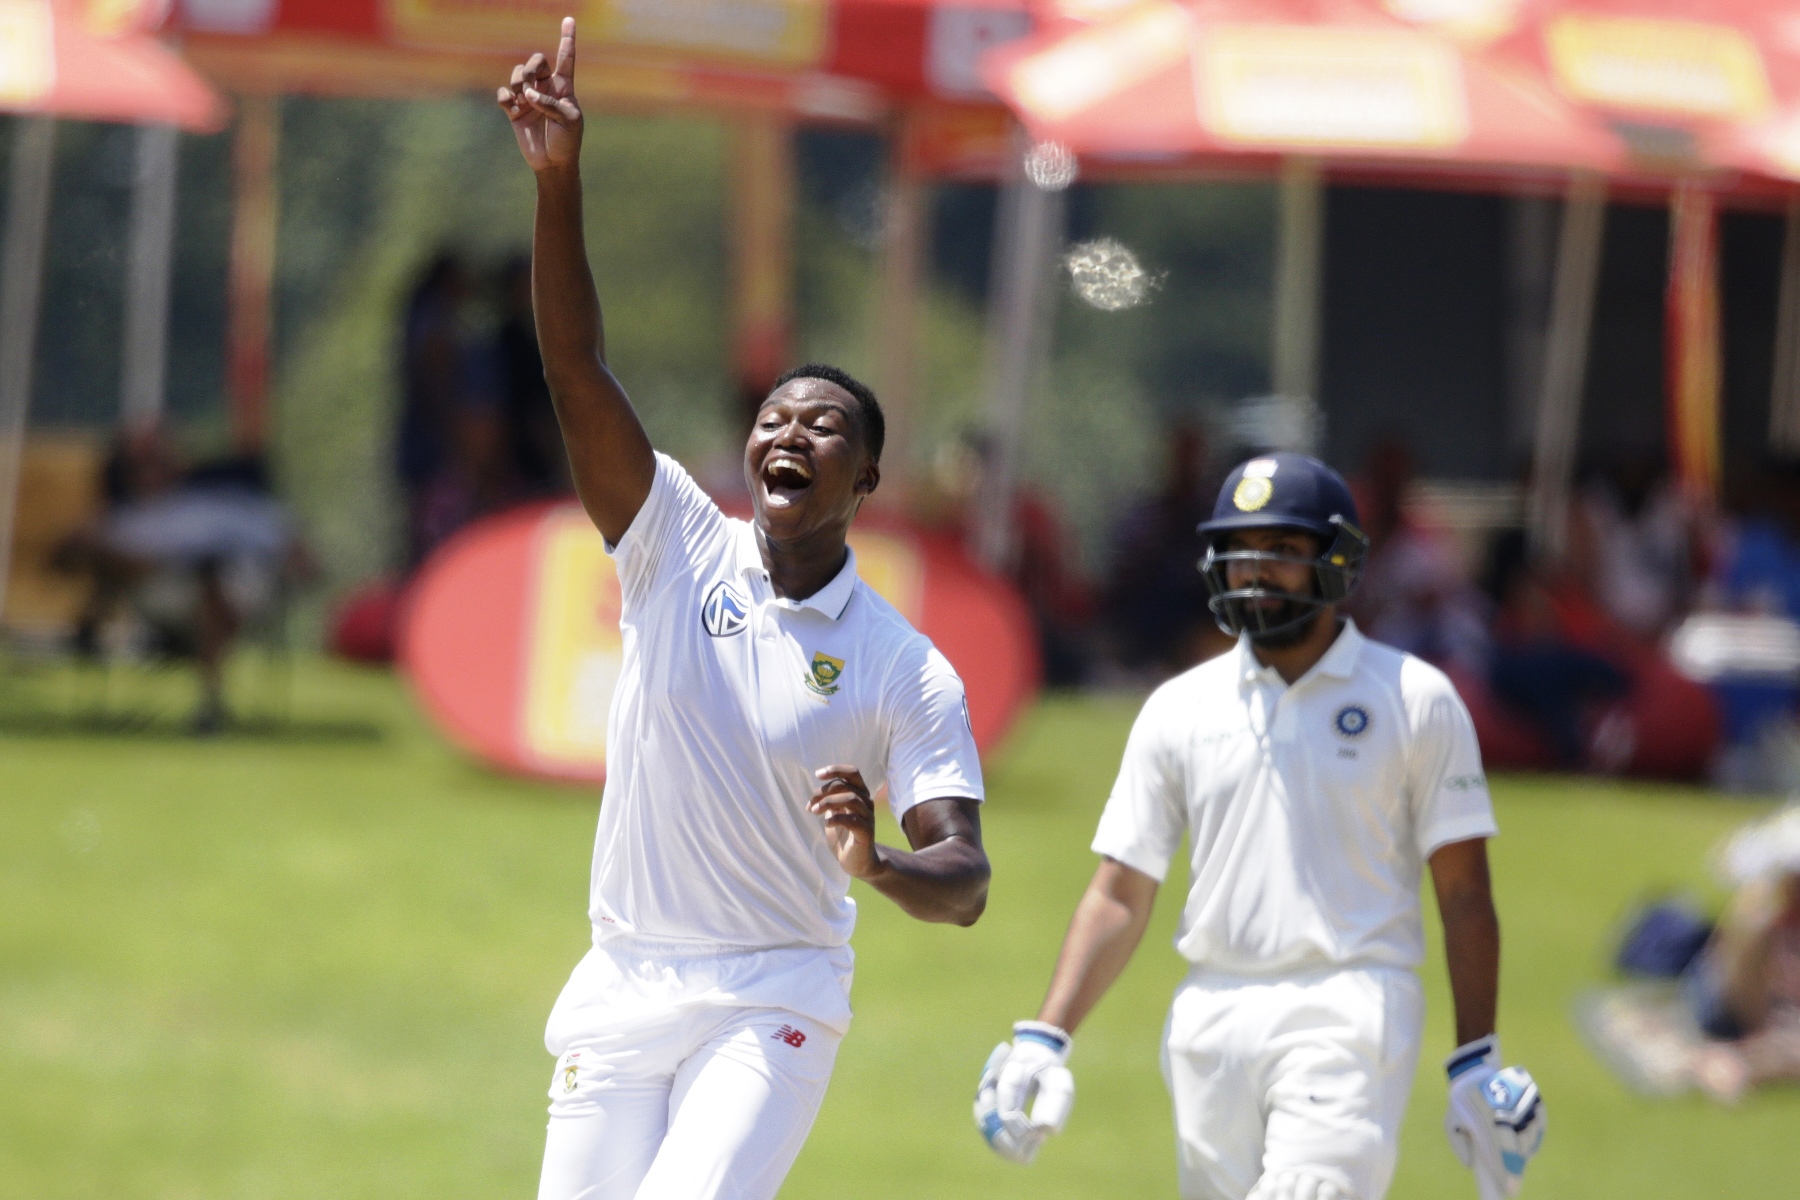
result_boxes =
[772,1024,807,1048]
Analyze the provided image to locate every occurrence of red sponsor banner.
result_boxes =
[401,500,1039,782]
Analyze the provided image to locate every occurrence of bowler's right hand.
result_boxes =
[497,16,583,173]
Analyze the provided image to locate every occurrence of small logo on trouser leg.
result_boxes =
[561,1051,582,1093]
[772,1024,807,1048]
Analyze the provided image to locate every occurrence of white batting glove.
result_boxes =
[1444,1035,1545,1200]
[972,1021,1075,1164]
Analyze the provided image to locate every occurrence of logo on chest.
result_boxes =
[1333,704,1371,739]
[804,652,845,696]
[701,580,750,637]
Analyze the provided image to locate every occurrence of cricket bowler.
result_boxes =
[974,453,1544,1200]
[499,21,991,1200]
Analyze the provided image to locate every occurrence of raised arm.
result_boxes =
[497,18,653,545]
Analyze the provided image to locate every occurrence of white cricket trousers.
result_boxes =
[1162,965,1424,1200]
[538,1003,841,1200]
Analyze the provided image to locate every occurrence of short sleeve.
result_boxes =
[882,645,984,821]
[1405,671,1499,858]
[1090,690,1187,883]
[607,452,730,607]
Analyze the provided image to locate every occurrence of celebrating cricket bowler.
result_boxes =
[974,453,1544,1200]
[499,20,990,1200]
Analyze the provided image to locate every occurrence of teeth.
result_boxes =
[768,459,812,483]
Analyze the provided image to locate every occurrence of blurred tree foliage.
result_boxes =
[2,106,1276,604]
[272,97,732,593]
[0,117,233,430]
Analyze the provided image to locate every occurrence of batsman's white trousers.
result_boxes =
[1162,965,1423,1200]
[538,1002,840,1200]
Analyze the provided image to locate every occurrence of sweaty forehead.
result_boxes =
[759,378,856,418]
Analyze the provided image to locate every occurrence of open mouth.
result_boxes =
[762,457,814,507]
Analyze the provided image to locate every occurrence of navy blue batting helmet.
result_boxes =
[1197,452,1368,643]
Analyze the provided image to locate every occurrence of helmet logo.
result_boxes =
[1233,476,1273,512]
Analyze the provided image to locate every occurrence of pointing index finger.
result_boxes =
[554,16,577,83]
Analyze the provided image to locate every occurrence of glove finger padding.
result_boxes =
[975,1023,1076,1165]
[974,1043,1046,1164]
[1029,1065,1075,1134]
[1444,1037,1545,1199]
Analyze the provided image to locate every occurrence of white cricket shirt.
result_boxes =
[1092,620,1496,975]
[577,453,982,1026]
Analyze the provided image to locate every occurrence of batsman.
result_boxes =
[974,453,1545,1200]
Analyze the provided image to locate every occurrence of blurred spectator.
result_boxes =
[396,253,478,566]
[1347,439,1488,674]
[1718,458,1800,621]
[1481,534,1630,768]
[1686,869,1800,1103]
[930,434,1094,687]
[1701,459,1800,766]
[1569,453,1703,639]
[1469,520,1718,778]
[1102,424,1226,674]
[494,256,571,497]
[413,403,528,557]
[54,426,313,732]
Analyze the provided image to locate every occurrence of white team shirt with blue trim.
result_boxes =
[591,452,983,956]
[1092,621,1497,975]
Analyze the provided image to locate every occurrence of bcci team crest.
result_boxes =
[702,580,749,637]
[1233,475,1273,512]
[805,652,845,696]
[1333,704,1371,739]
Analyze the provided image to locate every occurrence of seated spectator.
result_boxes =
[1469,524,1717,778]
[55,426,313,732]
[1482,536,1630,768]
[1570,453,1704,640]
[1699,459,1800,766]
[1718,457,1800,620]
[1686,867,1800,1103]
[1347,439,1489,674]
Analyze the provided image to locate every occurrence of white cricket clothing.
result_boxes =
[565,451,982,1036]
[540,1002,840,1200]
[1162,965,1424,1200]
[1093,620,1497,976]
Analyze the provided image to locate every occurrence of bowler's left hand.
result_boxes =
[810,765,879,879]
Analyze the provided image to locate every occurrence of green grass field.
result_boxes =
[2,660,1795,1199]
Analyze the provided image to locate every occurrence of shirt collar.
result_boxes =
[734,522,860,621]
[1235,618,1365,687]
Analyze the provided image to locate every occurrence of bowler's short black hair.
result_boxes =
[769,363,885,465]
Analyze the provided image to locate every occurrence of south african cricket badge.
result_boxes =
[804,652,845,696]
